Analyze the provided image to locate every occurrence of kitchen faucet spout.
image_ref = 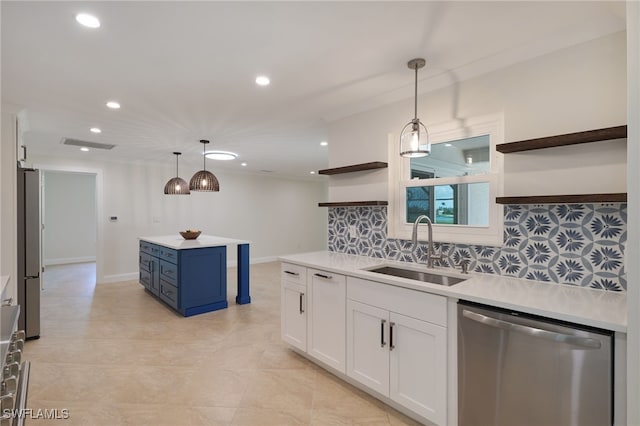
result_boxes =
[411,215,442,268]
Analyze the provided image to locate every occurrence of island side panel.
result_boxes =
[236,243,251,304]
[180,246,228,316]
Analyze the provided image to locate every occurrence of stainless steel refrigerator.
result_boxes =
[17,167,41,339]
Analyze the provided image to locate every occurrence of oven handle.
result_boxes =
[462,310,602,349]
[13,361,30,426]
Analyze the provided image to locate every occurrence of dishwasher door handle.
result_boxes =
[462,310,602,349]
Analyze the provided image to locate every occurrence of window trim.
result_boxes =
[387,113,504,246]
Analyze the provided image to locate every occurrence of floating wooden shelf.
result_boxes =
[318,201,388,207]
[496,125,627,154]
[318,161,388,175]
[496,193,627,204]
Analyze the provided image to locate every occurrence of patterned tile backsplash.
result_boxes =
[327,204,627,291]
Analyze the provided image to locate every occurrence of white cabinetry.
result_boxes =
[281,263,307,351]
[307,268,346,372]
[346,277,447,426]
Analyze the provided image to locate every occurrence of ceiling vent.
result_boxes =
[61,138,116,150]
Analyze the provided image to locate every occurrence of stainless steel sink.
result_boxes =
[368,266,466,286]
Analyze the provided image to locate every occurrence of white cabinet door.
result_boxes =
[346,299,390,396]
[389,312,447,426]
[281,281,307,351]
[307,269,346,372]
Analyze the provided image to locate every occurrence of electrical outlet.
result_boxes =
[349,225,357,239]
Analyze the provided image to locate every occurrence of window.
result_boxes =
[388,113,504,246]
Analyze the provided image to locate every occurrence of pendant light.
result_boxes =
[399,58,430,158]
[189,140,220,192]
[164,152,190,195]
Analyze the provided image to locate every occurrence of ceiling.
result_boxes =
[1,1,626,177]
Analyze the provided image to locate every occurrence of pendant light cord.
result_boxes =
[176,154,179,178]
[413,63,418,120]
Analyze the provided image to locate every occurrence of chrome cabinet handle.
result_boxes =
[314,273,332,280]
[380,319,386,348]
[389,322,395,351]
[462,310,602,349]
[299,293,305,314]
[284,270,299,276]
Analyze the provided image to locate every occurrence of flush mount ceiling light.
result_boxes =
[75,13,100,28]
[400,58,430,158]
[189,140,220,192]
[164,152,191,195]
[90,127,101,133]
[205,151,238,161]
[106,101,120,109]
[320,141,328,146]
[255,76,270,86]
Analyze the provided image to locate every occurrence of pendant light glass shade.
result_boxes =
[400,58,430,158]
[189,140,220,192]
[164,152,190,195]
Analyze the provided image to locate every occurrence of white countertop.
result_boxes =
[279,251,627,332]
[140,235,250,250]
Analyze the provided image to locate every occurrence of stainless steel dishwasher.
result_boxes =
[458,301,613,426]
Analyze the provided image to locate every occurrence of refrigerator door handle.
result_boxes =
[462,309,602,349]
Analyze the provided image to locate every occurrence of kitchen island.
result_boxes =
[139,235,251,316]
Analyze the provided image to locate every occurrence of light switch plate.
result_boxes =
[349,225,357,239]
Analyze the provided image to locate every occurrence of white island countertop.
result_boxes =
[280,251,627,333]
[140,235,250,250]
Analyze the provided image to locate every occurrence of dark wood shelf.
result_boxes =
[496,193,627,204]
[496,125,627,154]
[318,161,388,175]
[318,201,388,207]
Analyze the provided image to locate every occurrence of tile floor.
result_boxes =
[25,262,422,425]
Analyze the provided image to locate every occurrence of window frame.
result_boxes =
[387,113,504,246]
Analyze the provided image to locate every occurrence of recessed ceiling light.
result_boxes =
[310,171,316,175]
[444,143,452,147]
[320,141,328,146]
[205,151,238,161]
[90,127,101,133]
[255,76,270,86]
[80,147,90,152]
[241,162,247,167]
[75,13,100,29]
[106,101,120,109]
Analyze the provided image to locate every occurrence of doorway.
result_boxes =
[41,171,97,288]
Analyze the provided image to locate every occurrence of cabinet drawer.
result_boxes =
[140,240,160,256]
[347,277,447,326]
[281,263,307,285]
[139,269,151,289]
[139,252,154,272]
[160,247,178,264]
[159,260,178,285]
[159,279,179,309]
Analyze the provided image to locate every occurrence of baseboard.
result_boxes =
[100,272,138,284]
[45,256,96,266]
[226,256,278,268]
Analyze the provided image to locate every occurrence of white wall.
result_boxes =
[327,31,627,201]
[31,155,328,283]
[0,112,17,301]
[43,171,96,265]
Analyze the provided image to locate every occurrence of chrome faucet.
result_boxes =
[411,215,443,268]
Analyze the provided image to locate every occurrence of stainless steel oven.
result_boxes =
[1,305,30,426]
[458,300,613,426]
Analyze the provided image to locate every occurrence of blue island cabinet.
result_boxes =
[139,241,228,316]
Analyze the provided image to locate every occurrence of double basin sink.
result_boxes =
[366,265,467,287]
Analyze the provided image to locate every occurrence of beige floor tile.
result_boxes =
[23,262,427,426]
